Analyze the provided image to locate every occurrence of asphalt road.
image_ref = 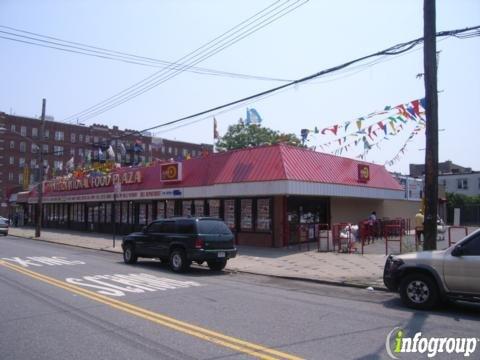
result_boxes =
[1,235,478,360]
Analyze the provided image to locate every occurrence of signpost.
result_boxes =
[113,182,121,248]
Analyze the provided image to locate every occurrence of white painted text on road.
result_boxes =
[2,256,86,267]
[65,273,201,297]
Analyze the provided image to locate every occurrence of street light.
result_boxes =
[0,99,46,237]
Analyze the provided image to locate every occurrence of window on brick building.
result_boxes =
[20,126,27,136]
[54,146,64,156]
[79,134,83,142]
[18,173,23,185]
[19,141,26,153]
[42,144,49,153]
[71,133,76,143]
[44,129,49,139]
[9,140,14,149]
[55,131,64,141]
[19,157,25,167]
[32,128,38,137]
[8,173,13,181]
[10,124,16,132]
[31,143,39,153]
[9,156,14,165]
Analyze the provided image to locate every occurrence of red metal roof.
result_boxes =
[32,144,402,201]
[177,144,402,190]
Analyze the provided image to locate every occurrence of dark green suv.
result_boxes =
[122,217,237,272]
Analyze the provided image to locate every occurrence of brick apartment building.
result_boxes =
[0,112,212,218]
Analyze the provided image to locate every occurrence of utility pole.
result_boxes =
[423,0,438,250]
[35,99,46,238]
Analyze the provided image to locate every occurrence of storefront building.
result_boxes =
[16,144,419,247]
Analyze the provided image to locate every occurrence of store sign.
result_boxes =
[357,164,370,183]
[45,170,142,192]
[160,163,182,182]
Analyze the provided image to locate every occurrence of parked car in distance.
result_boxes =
[0,218,9,236]
[384,229,480,310]
[122,217,237,272]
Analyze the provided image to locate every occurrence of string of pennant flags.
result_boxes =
[385,123,425,166]
[300,97,426,164]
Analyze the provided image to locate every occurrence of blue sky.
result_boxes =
[1,0,479,174]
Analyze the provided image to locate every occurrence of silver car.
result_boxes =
[384,229,480,309]
[0,218,9,236]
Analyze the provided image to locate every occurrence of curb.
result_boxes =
[8,234,122,253]
[8,233,388,291]
[227,269,388,291]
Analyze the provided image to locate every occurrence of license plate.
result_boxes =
[217,252,226,258]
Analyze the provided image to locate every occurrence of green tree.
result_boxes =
[215,123,302,151]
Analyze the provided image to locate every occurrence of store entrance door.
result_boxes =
[287,196,330,246]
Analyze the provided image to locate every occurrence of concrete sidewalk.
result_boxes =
[6,227,428,289]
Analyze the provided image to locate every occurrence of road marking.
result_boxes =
[0,260,303,360]
[65,273,201,296]
[2,256,85,267]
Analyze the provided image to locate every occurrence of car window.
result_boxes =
[462,234,480,256]
[147,222,163,233]
[176,220,196,234]
[197,219,232,235]
[0,219,7,225]
[159,221,176,233]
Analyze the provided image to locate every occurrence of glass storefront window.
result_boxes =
[240,199,253,231]
[105,203,111,223]
[157,201,165,219]
[88,207,94,223]
[224,199,236,230]
[182,200,192,217]
[139,203,147,225]
[166,200,175,218]
[79,204,84,222]
[122,202,128,223]
[208,199,220,218]
[93,206,99,224]
[128,202,134,224]
[256,198,271,231]
[114,202,121,223]
[147,203,153,224]
[99,204,105,224]
[194,200,204,217]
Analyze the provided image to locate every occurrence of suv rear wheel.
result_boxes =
[399,273,439,310]
[123,244,138,264]
[207,259,227,271]
[169,249,190,273]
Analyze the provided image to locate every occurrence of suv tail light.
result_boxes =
[195,237,205,249]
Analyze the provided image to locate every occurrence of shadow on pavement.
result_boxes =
[116,259,231,278]
[235,245,313,258]
[381,297,480,320]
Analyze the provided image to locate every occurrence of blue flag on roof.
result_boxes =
[246,108,263,125]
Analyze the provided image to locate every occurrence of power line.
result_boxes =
[0,26,293,82]
[114,25,480,140]
[61,0,309,123]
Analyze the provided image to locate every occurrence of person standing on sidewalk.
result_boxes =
[415,209,424,244]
